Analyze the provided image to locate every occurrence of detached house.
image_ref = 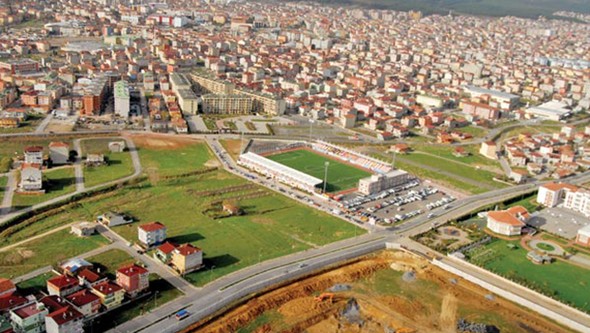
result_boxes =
[65,289,101,316]
[24,146,43,165]
[45,306,84,333]
[19,165,43,192]
[116,264,149,298]
[486,206,530,236]
[9,302,48,333]
[47,275,81,297]
[91,282,124,309]
[138,222,167,247]
[171,244,203,274]
[48,142,69,165]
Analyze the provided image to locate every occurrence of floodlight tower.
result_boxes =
[323,161,329,193]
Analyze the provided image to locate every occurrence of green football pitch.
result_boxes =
[266,149,372,193]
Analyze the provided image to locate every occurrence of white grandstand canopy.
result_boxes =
[240,152,322,187]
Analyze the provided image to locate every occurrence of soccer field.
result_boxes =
[266,149,372,192]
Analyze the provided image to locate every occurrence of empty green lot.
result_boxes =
[468,238,590,313]
[82,138,134,187]
[12,167,77,208]
[266,149,371,192]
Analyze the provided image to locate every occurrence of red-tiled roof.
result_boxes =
[49,142,69,148]
[77,268,102,283]
[92,282,123,295]
[0,278,15,294]
[175,244,201,256]
[117,264,148,277]
[13,302,44,319]
[157,241,177,254]
[47,275,78,290]
[46,306,83,326]
[24,146,43,153]
[66,289,99,307]
[541,182,579,192]
[0,293,27,312]
[138,221,166,232]
[39,295,69,313]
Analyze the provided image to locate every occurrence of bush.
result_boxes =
[0,157,12,173]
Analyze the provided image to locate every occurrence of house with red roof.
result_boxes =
[0,279,15,297]
[486,206,530,236]
[155,241,177,264]
[171,244,203,274]
[45,306,84,333]
[47,275,81,297]
[138,222,167,247]
[66,289,101,316]
[9,302,48,333]
[0,293,28,315]
[91,282,124,309]
[116,264,149,298]
[77,268,107,288]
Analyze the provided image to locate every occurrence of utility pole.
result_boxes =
[240,131,244,154]
[323,161,329,193]
[153,290,158,309]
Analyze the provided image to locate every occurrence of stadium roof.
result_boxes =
[240,152,322,187]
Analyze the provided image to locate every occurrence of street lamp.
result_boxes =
[323,161,329,193]
[153,290,159,309]
[209,265,216,283]
[309,119,314,142]
[258,248,262,264]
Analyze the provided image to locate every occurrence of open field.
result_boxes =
[410,144,502,170]
[12,167,77,208]
[15,272,55,295]
[1,139,364,287]
[132,136,215,176]
[0,229,108,279]
[400,153,503,189]
[0,138,72,160]
[82,138,134,187]
[266,149,371,193]
[466,238,590,313]
[186,251,574,333]
[86,249,137,279]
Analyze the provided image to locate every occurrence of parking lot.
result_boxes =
[528,206,590,239]
[336,181,455,225]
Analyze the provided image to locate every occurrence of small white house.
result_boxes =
[19,165,43,191]
[49,142,69,165]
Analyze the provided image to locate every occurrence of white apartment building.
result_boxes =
[564,189,590,217]
[114,80,130,118]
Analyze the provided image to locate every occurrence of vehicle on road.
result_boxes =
[175,309,189,320]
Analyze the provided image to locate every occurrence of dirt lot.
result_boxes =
[124,133,200,149]
[183,251,575,333]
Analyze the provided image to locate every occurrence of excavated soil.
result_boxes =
[181,251,576,333]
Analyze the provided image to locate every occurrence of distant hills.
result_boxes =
[302,0,590,19]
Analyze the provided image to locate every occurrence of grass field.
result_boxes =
[12,167,77,208]
[16,272,55,295]
[86,249,137,279]
[266,149,371,192]
[82,139,134,187]
[467,238,590,313]
[137,140,213,176]
[0,229,109,279]
[2,140,364,287]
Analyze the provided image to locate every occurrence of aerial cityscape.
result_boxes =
[0,0,589,332]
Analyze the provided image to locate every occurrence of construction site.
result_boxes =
[181,251,575,333]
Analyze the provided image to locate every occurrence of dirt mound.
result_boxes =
[183,256,390,333]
